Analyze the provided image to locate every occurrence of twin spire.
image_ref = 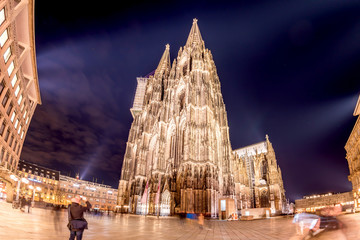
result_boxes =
[155,19,204,74]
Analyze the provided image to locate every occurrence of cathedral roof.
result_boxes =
[354,94,360,116]
[155,44,171,75]
[185,18,204,48]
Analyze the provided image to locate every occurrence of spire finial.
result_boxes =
[165,44,170,50]
[193,18,198,24]
[265,134,269,141]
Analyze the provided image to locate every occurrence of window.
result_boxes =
[7,61,14,76]
[17,124,21,134]
[2,91,9,106]
[3,47,11,63]
[23,110,27,119]
[17,94,22,105]
[9,134,13,146]
[13,140,17,151]
[11,74,17,87]
[21,130,24,139]
[0,9,5,26]
[10,111,15,122]
[14,85,20,96]
[0,148,4,163]
[25,116,29,125]
[0,80,5,95]
[6,102,13,115]
[14,119,19,129]
[0,29,8,47]
[0,122,5,136]
[20,103,24,111]
[4,130,9,141]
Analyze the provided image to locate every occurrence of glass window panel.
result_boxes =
[0,9,5,26]
[21,131,24,139]
[7,61,14,76]
[23,110,27,119]
[10,111,15,122]
[3,47,10,63]
[11,74,17,87]
[17,94,22,105]
[14,85,20,96]
[14,119,19,129]
[18,125,21,134]
[26,117,29,125]
[0,29,8,47]
[0,80,4,95]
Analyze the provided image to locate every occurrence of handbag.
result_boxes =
[67,206,88,230]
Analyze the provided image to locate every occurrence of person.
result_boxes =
[20,196,26,212]
[26,197,31,213]
[68,196,92,240]
[198,213,204,229]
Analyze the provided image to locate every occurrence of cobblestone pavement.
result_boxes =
[0,201,359,240]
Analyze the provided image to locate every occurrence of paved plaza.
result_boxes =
[0,201,359,240]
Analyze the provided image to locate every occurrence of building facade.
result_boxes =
[345,95,360,208]
[0,0,41,202]
[295,192,354,213]
[60,175,118,211]
[233,135,286,214]
[118,20,286,217]
[17,160,60,204]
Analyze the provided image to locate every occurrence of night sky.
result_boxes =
[21,0,360,202]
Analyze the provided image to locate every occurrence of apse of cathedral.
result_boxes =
[118,19,286,217]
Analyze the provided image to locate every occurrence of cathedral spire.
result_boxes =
[185,18,204,48]
[155,44,171,75]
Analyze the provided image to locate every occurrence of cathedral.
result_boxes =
[118,19,285,217]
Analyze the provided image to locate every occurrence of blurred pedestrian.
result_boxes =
[198,213,204,229]
[20,196,26,212]
[52,204,62,233]
[67,196,92,240]
[26,197,31,213]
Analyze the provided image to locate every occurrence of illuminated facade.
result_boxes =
[295,192,354,213]
[118,19,287,216]
[17,160,60,204]
[60,175,118,210]
[345,95,360,208]
[0,0,41,201]
[233,135,286,214]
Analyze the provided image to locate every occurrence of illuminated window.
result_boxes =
[0,29,8,47]
[10,111,15,122]
[17,94,22,105]
[14,85,20,96]
[11,74,17,87]
[23,110,27,119]
[3,47,11,63]
[25,116,29,125]
[7,61,14,76]
[14,118,19,129]
[21,130,24,139]
[0,9,5,26]
[17,125,21,134]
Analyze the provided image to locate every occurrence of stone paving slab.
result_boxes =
[0,201,359,239]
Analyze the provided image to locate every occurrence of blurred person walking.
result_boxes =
[26,197,31,213]
[20,196,26,212]
[67,196,92,240]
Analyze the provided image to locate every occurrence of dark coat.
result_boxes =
[69,201,92,220]
[68,201,92,231]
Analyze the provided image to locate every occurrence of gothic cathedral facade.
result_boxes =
[118,19,285,217]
